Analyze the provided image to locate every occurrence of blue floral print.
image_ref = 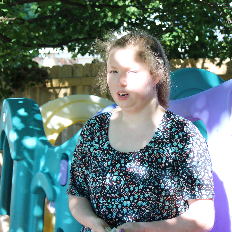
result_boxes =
[66,110,214,231]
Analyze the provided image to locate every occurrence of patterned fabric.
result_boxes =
[66,110,214,231]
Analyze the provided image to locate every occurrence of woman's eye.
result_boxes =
[128,70,137,73]
[110,70,117,74]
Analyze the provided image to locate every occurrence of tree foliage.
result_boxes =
[0,0,231,100]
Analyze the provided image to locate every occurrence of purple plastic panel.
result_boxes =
[60,159,68,186]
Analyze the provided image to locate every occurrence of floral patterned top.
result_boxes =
[66,110,214,231]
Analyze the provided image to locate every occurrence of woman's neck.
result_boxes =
[109,102,166,153]
[113,102,166,130]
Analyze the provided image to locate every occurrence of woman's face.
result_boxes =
[107,46,159,113]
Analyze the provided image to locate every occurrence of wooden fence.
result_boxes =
[8,58,232,145]
[11,58,232,106]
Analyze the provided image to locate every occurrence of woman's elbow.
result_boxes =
[202,208,215,231]
[195,199,215,231]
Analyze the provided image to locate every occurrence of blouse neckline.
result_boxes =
[105,110,169,154]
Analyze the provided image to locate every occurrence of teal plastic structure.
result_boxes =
[170,68,225,100]
[0,68,231,231]
[170,68,225,140]
[0,98,83,231]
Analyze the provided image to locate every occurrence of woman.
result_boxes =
[67,31,215,232]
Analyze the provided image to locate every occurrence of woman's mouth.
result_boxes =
[117,92,129,100]
[118,93,128,97]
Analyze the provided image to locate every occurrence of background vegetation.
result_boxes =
[0,0,231,100]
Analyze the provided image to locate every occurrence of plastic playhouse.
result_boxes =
[0,68,231,232]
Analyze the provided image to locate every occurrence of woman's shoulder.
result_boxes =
[81,112,111,133]
[165,110,191,127]
[165,110,202,137]
[87,111,111,125]
[166,110,188,122]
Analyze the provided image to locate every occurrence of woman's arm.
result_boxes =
[117,199,215,232]
[69,195,109,232]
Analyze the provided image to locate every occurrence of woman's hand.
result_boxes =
[69,195,109,231]
[117,222,144,232]
[90,217,110,232]
[117,199,214,232]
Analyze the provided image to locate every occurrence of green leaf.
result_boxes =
[0,0,230,100]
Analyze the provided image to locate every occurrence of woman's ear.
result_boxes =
[153,74,161,87]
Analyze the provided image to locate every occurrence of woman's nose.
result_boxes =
[117,73,127,87]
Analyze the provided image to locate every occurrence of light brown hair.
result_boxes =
[95,31,170,108]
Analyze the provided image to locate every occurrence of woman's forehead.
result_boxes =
[108,46,144,62]
[107,47,151,72]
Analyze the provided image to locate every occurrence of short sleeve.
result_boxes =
[177,121,215,200]
[66,126,90,199]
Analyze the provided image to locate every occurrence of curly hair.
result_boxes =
[95,31,170,108]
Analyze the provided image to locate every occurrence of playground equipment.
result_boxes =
[170,67,225,140]
[169,79,232,232]
[40,95,116,231]
[0,95,114,232]
[170,68,225,100]
[40,95,116,146]
[0,68,231,231]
